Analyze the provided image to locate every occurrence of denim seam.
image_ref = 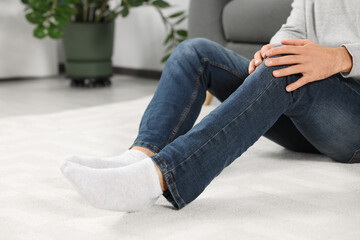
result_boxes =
[166,57,245,144]
[131,141,162,153]
[348,148,360,163]
[202,58,244,79]
[152,153,186,206]
[166,66,203,144]
[169,75,282,171]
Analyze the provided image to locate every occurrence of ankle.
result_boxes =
[131,146,167,191]
[131,146,155,158]
[152,161,168,191]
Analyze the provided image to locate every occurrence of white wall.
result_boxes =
[112,0,190,71]
[0,0,58,78]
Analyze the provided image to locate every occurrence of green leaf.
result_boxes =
[33,25,47,39]
[48,24,64,39]
[121,7,129,17]
[161,53,171,63]
[55,4,77,16]
[25,11,45,24]
[176,30,187,37]
[175,16,186,25]
[21,0,29,4]
[28,0,51,13]
[152,0,170,8]
[127,0,145,7]
[168,11,184,18]
[163,30,174,44]
[63,0,82,4]
[177,38,186,43]
[54,12,71,26]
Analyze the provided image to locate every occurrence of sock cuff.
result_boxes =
[128,149,150,159]
[143,158,163,196]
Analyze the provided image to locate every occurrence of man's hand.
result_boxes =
[248,43,276,74]
[264,39,353,92]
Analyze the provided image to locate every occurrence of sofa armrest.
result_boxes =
[188,0,232,46]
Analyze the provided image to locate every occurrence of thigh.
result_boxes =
[199,39,320,153]
[263,115,321,154]
[285,74,360,163]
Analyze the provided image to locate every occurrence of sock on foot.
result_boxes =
[61,157,163,212]
[64,150,149,169]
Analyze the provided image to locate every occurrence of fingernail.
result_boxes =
[255,60,259,65]
[267,60,272,65]
[286,86,292,92]
[273,71,280,76]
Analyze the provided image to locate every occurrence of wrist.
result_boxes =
[334,46,353,74]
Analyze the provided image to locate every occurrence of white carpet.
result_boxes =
[1,96,360,240]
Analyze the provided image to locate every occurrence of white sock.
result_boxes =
[64,150,149,169]
[61,158,163,212]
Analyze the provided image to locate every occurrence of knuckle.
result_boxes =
[266,44,273,50]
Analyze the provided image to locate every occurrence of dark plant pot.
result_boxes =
[63,22,115,87]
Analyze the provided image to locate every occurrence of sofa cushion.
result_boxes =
[222,0,293,44]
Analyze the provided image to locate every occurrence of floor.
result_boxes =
[0,75,160,118]
[3,94,360,240]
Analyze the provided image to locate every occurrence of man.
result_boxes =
[61,0,360,212]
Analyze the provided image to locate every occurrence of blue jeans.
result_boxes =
[130,38,360,209]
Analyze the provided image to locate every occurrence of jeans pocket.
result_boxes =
[348,149,360,163]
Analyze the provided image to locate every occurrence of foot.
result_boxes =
[64,150,148,169]
[61,158,163,212]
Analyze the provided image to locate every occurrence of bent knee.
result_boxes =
[173,38,221,60]
[178,38,217,51]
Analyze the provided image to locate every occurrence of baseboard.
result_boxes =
[59,64,162,80]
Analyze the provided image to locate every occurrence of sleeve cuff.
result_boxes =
[340,43,360,79]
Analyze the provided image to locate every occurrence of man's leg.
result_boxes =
[129,38,251,153]
[67,38,319,169]
[130,39,319,155]
[150,61,360,209]
[62,39,360,212]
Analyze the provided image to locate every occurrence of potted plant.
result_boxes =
[21,0,188,87]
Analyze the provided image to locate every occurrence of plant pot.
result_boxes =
[63,22,114,86]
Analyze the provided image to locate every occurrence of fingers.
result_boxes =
[249,50,263,74]
[272,65,303,78]
[248,59,256,74]
[266,45,303,57]
[285,76,309,92]
[281,39,312,46]
[249,43,276,74]
[261,44,276,58]
[254,51,262,66]
[265,55,303,67]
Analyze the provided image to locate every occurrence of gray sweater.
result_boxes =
[270,0,360,80]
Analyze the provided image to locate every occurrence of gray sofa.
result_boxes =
[188,0,293,60]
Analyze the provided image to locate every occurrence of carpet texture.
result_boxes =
[1,96,360,240]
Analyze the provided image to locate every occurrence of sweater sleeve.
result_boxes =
[340,43,360,79]
[270,0,306,44]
